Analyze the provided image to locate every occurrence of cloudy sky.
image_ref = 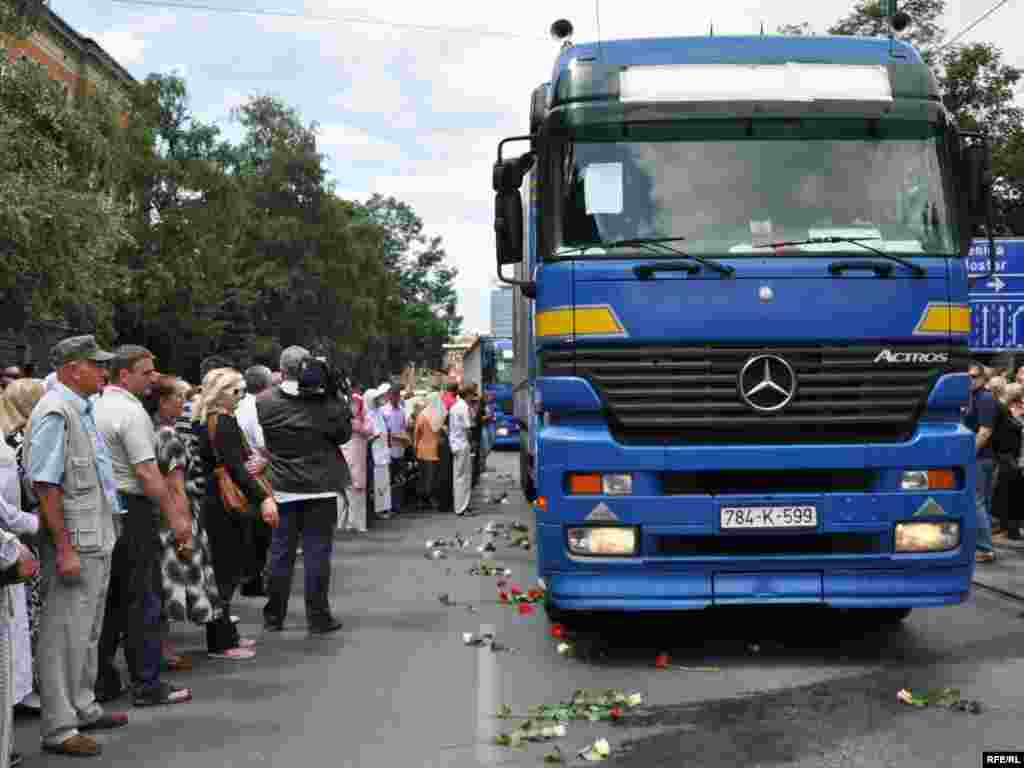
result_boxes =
[52,0,1023,334]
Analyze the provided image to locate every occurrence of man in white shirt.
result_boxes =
[236,365,272,453]
[448,386,473,516]
[380,387,408,514]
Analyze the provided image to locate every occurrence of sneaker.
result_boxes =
[976,551,997,563]
[308,617,343,634]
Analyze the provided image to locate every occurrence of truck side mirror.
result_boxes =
[493,154,533,267]
[495,189,524,266]
[963,141,992,221]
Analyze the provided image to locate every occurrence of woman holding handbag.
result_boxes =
[195,369,279,658]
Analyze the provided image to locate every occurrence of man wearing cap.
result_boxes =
[94,345,193,708]
[24,336,129,757]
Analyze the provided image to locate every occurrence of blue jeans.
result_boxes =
[264,497,337,626]
[976,459,995,553]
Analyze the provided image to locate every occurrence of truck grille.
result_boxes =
[541,343,965,445]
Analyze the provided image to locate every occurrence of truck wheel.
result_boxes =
[854,607,911,626]
[875,607,912,624]
[520,449,537,502]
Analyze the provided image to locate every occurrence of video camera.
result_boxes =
[297,355,352,402]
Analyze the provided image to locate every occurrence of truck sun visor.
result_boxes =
[619,63,894,104]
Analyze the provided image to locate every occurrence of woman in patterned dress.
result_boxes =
[146,376,255,661]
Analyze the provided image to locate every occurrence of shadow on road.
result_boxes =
[555,606,933,669]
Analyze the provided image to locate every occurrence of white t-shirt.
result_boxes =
[235,394,265,451]
[448,399,470,453]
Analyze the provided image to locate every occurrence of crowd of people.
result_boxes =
[965,361,1024,564]
[0,337,495,765]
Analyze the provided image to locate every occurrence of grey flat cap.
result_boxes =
[51,335,115,367]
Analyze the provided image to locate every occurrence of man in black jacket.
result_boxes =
[257,346,351,634]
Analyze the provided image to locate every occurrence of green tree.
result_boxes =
[0,51,133,338]
[113,73,248,376]
[827,0,946,63]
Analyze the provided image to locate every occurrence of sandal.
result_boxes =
[133,682,192,707]
[208,647,256,660]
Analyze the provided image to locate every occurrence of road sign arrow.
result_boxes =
[987,276,1007,292]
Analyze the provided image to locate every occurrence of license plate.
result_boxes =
[720,505,817,530]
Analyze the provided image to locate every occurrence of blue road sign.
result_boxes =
[968,239,1024,352]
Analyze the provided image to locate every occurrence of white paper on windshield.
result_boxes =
[584,163,624,215]
[502,349,513,359]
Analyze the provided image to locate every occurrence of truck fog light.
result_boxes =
[567,527,638,556]
[894,521,960,552]
[602,474,633,495]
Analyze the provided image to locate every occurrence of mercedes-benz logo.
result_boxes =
[738,355,797,413]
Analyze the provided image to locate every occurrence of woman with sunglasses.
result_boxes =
[195,369,279,658]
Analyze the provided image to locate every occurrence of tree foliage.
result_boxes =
[0,51,132,338]
[0,26,462,380]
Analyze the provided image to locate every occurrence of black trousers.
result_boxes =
[97,495,163,695]
[264,497,338,626]
[241,516,272,590]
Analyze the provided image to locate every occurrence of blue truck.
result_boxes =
[493,24,995,624]
[490,338,520,448]
[461,335,518,457]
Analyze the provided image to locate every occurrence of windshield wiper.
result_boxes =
[604,237,735,276]
[758,236,926,278]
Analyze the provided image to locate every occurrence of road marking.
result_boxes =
[475,622,501,766]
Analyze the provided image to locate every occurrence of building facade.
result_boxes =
[490,287,514,339]
[2,4,136,107]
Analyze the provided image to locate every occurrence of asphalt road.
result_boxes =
[16,449,1024,767]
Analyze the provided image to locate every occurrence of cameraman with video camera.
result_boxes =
[256,346,351,634]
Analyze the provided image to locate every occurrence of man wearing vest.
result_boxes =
[25,336,129,757]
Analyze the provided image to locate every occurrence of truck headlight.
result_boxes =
[894,521,960,552]
[567,527,638,556]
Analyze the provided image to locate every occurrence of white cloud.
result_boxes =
[318,123,406,165]
[60,0,1024,335]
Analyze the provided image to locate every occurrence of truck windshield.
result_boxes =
[556,125,957,258]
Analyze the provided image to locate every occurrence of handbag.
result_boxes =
[208,415,273,516]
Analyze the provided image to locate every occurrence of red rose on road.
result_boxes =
[499,591,509,603]
[518,603,535,616]
[510,584,523,596]
[610,706,623,720]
